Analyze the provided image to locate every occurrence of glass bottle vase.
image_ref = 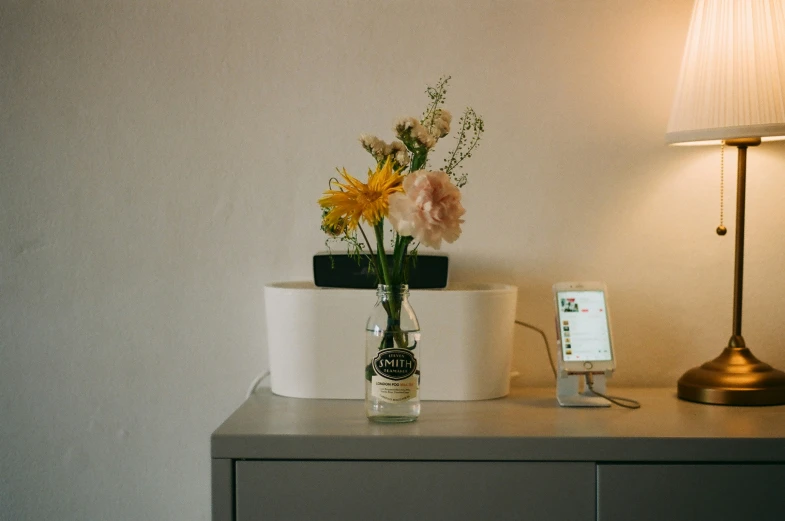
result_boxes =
[365,284,421,422]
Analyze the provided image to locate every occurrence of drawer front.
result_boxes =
[236,461,594,521]
[598,464,785,521]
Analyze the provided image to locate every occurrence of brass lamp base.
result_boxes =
[678,345,785,406]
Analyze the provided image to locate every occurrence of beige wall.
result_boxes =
[3,1,784,519]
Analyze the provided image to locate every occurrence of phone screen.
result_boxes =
[556,290,612,362]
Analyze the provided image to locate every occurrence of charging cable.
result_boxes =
[515,320,641,409]
[584,373,640,409]
[245,370,271,399]
[515,320,557,379]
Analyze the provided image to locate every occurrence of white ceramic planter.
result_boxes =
[264,281,518,401]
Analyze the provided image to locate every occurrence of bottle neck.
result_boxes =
[376,284,409,301]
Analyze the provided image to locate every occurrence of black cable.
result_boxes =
[514,320,557,379]
[585,373,641,409]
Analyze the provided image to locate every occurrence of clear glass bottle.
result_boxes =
[365,284,420,422]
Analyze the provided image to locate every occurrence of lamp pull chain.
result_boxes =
[716,141,727,236]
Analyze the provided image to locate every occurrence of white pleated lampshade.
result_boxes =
[666,0,785,145]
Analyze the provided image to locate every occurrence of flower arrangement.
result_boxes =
[317,76,484,290]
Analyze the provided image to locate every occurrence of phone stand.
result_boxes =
[556,370,612,407]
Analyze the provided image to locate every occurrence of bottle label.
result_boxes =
[372,348,417,380]
[371,348,418,402]
[371,374,418,402]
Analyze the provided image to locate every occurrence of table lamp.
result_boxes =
[667,0,785,405]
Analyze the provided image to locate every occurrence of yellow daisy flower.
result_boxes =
[319,157,404,231]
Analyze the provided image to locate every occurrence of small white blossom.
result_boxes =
[359,134,411,167]
[395,117,437,150]
[358,134,382,156]
[389,141,409,167]
[429,109,452,139]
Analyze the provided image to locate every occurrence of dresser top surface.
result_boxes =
[212,387,785,462]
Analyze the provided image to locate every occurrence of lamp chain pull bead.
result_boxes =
[716,141,727,236]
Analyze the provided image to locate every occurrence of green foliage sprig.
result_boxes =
[443,107,484,188]
[421,75,450,137]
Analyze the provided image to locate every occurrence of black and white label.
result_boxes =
[372,349,417,380]
[371,348,418,402]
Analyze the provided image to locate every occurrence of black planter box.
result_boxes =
[313,252,449,289]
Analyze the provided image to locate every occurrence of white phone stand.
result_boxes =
[556,369,612,407]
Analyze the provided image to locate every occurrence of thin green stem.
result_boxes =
[392,235,413,285]
[391,235,401,285]
[373,222,412,350]
[373,222,391,287]
[444,118,467,175]
[410,150,427,172]
[357,223,380,281]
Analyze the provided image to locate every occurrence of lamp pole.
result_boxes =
[727,137,760,345]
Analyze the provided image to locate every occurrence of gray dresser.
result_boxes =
[211,387,785,521]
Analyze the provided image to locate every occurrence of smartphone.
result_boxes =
[552,282,615,374]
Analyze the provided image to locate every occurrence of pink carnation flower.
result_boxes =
[388,170,466,249]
